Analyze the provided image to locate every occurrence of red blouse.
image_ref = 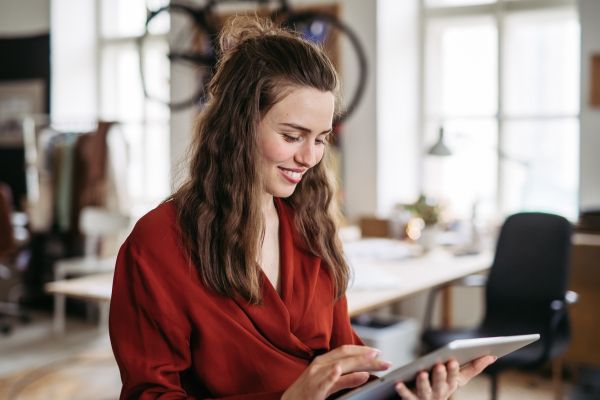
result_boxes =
[109,198,363,399]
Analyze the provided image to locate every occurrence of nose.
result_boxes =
[295,140,317,168]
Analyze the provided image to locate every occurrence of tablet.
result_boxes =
[338,334,540,400]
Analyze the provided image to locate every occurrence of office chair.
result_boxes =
[421,212,575,400]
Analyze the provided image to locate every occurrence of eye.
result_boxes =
[315,138,326,145]
[283,134,300,143]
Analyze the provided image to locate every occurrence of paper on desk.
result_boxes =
[348,264,403,291]
[343,238,411,263]
[343,239,409,291]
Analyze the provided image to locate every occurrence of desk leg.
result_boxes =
[53,294,66,335]
[552,358,563,400]
[442,286,453,330]
[99,300,110,334]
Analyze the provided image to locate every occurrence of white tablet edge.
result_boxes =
[338,333,540,400]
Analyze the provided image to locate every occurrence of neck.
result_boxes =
[263,193,276,216]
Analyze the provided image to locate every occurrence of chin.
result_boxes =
[269,185,297,199]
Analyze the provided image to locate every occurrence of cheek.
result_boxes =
[263,140,295,163]
[315,147,325,164]
[261,140,282,163]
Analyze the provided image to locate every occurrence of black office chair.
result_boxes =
[422,212,575,400]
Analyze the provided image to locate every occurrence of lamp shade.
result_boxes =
[428,127,452,156]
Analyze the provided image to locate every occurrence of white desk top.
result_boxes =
[45,272,114,302]
[44,248,494,317]
[346,249,493,317]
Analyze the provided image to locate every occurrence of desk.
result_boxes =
[44,249,493,334]
[44,272,113,335]
[563,233,600,368]
[346,249,493,318]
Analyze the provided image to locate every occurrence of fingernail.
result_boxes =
[492,356,498,363]
[380,361,392,369]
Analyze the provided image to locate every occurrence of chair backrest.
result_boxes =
[483,212,572,331]
[79,207,130,236]
[79,207,130,257]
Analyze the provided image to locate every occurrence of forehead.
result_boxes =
[267,88,334,129]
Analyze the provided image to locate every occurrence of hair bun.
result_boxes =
[218,14,288,54]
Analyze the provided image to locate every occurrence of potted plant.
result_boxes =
[404,195,440,251]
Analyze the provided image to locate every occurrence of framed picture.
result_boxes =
[0,79,46,147]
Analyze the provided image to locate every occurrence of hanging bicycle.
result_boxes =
[137,0,368,124]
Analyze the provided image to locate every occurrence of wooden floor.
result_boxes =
[0,312,577,400]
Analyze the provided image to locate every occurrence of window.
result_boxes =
[421,0,580,221]
[99,0,171,218]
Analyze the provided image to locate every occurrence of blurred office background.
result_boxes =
[0,0,599,399]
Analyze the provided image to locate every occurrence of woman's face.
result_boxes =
[260,87,334,199]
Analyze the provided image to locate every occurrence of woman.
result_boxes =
[109,16,494,400]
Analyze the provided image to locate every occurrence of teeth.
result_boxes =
[282,169,301,179]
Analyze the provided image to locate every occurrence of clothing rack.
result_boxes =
[0,115,131,304]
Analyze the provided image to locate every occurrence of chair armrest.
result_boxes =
[542,292,578,364]
[550,291,580,311]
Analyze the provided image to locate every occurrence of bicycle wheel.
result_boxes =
[284,11,368,124]
[138,3,219,111]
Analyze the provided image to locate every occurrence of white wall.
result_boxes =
[377,0,420,216]
[50,0,98,123]
[0,0,50,37]
[579,0,600,211]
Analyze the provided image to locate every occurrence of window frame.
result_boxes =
[419,0,580,220]
[95,0,171,218]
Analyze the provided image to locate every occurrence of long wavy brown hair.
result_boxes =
[168,15,350,305]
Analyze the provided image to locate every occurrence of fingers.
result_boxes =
[395,381,416,400]
[336,352,391,374]
[395,371,431,400]
[328,371,370,395]
[457,355,496,387]
[446,360,459,386]
[316,363,342,398]
[316,345,379,363]
[394,357,494,400]
[416,371,432,398]
[315,345,392,375]
[395,364,453,400]
[316,345,372,362]
[431,364,447,396]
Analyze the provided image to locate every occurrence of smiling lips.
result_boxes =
[278,167,303,184]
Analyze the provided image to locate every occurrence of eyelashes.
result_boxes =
[283,135,300,143]
[283,135,326,145]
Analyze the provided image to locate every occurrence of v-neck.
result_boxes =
[262,198,293,307]
[231,198,329,359]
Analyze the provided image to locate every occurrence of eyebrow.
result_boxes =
[280,123,332,135]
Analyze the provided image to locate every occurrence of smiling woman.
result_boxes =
[108,15,494,400]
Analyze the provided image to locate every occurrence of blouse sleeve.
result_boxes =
[110,240,290,400]
[329,294,365,349]
[110,240,196,399]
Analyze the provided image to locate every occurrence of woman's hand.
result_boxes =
[394,355,496,400]
[281,345,391,400]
